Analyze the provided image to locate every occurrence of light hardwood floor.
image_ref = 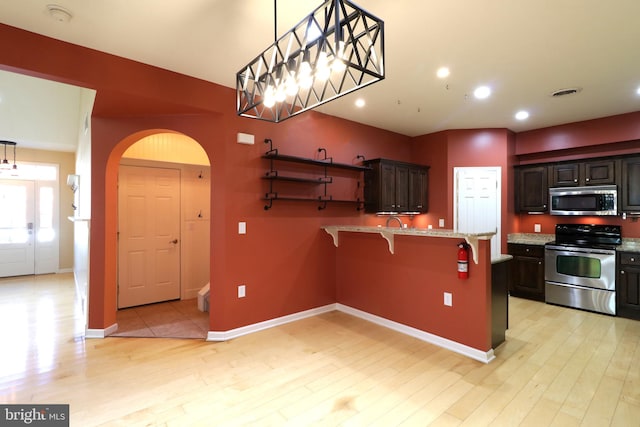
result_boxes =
[1,273,639,426]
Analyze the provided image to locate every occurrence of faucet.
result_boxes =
[386,215,403,228]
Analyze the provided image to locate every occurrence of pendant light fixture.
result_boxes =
[236,0,385,123]
[0,140,18,175]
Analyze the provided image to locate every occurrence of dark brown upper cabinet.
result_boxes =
[621,156,640,212]
[363,158,429,214]
[550,159,617,187]
[514,165,549,213]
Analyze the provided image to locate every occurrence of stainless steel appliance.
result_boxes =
[545,224,621,315]
[549,185,617,216]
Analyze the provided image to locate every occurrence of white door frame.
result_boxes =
[453,167,501,260]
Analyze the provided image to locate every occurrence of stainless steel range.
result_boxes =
[545,224,621,315]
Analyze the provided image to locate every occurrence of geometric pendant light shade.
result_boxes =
[236,0,385,123]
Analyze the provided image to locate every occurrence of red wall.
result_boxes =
[336,233,492,351]
[410,129,516,252]
[515,112,640,156]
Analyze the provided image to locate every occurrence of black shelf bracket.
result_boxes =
[264,138,277,156]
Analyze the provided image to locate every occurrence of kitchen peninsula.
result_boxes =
[322,225,507,363]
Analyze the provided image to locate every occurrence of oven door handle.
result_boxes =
[545,245,616,256]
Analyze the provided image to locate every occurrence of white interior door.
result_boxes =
[454,167,501,260]
[118,166,181,308]
[0,180,35,277]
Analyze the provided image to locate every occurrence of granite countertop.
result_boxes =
[491,254,513,264]
[321,225,496,263]
[507,233,555,246]
[323,225,496,239]
[619,238,640,253]
[508,233,640,253]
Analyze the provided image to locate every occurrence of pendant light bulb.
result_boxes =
[316,51,331,81]
[263,85,276,108]
[284,74,299,97]
[298,51,313,89]
[332,40,346,72]
[275,84,286,103]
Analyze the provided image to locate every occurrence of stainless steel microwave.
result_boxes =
[549,185,617,216]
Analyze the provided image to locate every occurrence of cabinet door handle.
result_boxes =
[631,258,636,262]
[538,261,542,265]
[574,178,578,182]
[621,270,625,275]
[586,178,590,182]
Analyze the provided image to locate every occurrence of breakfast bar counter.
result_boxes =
[321,225,495,263]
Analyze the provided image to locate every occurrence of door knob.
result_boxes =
[169,239,178,244]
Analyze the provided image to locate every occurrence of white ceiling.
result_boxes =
[1,0,639,153]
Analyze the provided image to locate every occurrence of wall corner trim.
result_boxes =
[85,323,118,339]
[207,304,337,341]
[336,304,496,364]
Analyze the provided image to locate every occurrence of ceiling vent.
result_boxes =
[551,87,582,97]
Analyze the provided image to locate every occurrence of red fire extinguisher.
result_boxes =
[457,242,469,280]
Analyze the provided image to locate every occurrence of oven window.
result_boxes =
[556,255,601,278]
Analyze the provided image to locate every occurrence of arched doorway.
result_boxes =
[112,131,211,338]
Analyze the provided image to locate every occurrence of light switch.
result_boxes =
[238,222,246,234]
[534,224,541,233]
[444,292,452,307]
[238,285,246,298]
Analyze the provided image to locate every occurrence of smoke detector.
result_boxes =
[551,87,582,97]
[46,4,73,23]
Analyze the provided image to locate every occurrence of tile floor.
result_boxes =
[113,298,209,339]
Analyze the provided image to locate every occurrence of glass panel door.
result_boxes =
[0,180,35,277]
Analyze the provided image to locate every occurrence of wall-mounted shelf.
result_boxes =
[262,153,370,172]
[262,138,368,210]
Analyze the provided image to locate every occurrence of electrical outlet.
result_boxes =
[238,222,246,234]
[444,292,452,307]
[534,224,541,233]
[438,218,445,228]
[238,285,246,298]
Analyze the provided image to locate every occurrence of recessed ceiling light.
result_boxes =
[436,67,450,79]
[515,110,529,120]
[473,86,491,99]
[636,86,640,96]
[355,98,365,108]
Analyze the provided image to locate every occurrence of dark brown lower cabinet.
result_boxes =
[617,251,640,320]
[508,243,545,301]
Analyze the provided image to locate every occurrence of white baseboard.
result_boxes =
[335,304,495,364]
[58,268,73,274]
[85,323,118,339]
[86,302,493,362]
[207,304,336,341]
[206,302,494,363]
